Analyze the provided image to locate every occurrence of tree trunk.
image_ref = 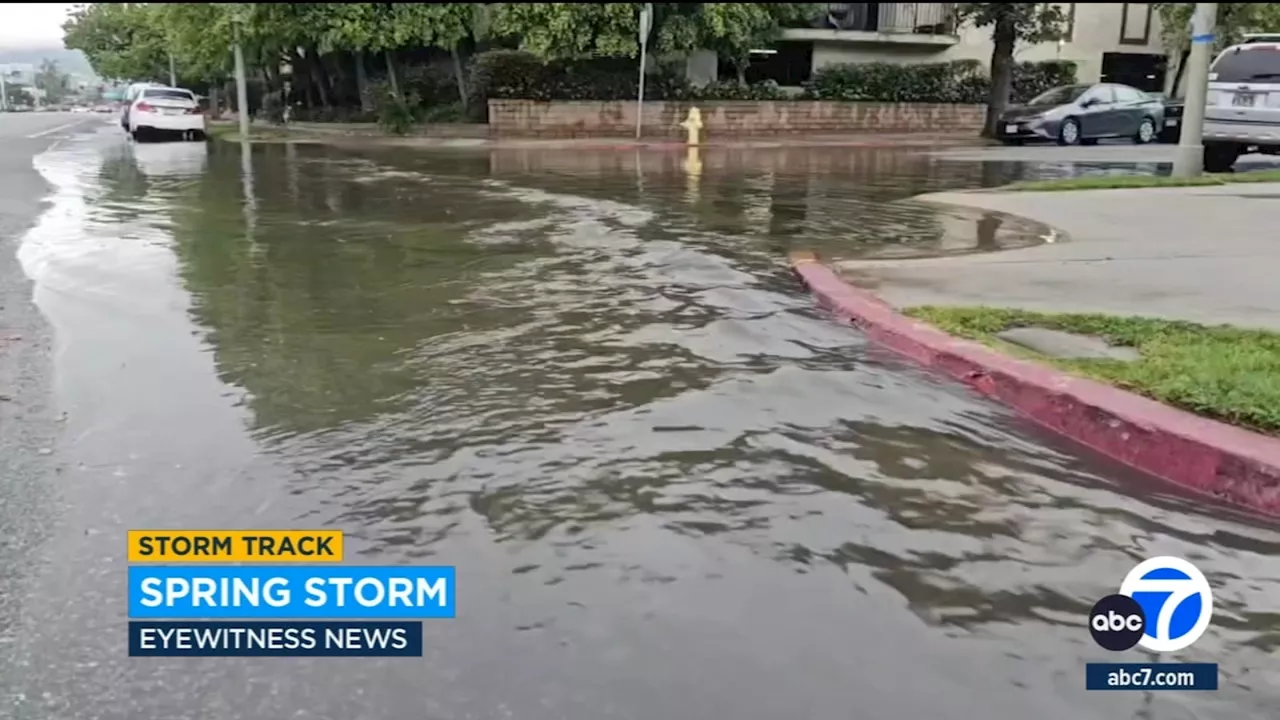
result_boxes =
[309,49,331,108]
[450,46,469,111]
[1171,48,1191,99]
[735,60,747,86]
[292,51,317,108]
[355,51,371,112]
[208,86,220,119]
[384,50,400,97]
[983,18,1017,138]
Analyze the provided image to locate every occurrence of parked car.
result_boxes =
[997,82,1166,146]
[1150,92,1184,143]
[1201,39,1280,172]
[125,86,207,142]
[119,81,167,131]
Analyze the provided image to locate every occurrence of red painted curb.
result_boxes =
[790,251,1280,517]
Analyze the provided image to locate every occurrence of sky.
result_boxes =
[0,3,76,50]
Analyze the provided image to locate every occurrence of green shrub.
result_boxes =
[805,59,1077,104]
[401,64,461,109]
[693,79,788,101]
[470,50,707,112]
[290,105,376,124]
[1010,60,1077,102]
[420,101,467,123]
[467,49,1077,109]
[372,82,419,135]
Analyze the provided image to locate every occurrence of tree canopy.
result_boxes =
[1155,2,1280,53]
[488,2,813,67]
[955,3,1069,138]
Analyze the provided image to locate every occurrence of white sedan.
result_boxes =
[127,86,207,142]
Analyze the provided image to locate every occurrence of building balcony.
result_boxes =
[781,3,960,46]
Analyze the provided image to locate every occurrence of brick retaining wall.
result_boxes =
[488,99,986,138]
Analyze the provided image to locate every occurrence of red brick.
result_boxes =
[489,100,986,138]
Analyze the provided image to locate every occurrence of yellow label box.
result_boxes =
[128,530,344,563]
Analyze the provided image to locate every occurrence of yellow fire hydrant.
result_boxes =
[680,107,703,147]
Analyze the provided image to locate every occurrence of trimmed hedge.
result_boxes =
[470,50,1078,113]
[804,59,1077,104]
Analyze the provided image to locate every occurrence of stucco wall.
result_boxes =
[804,3,1167,86]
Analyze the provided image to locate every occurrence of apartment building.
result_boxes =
[691,3,1170,93]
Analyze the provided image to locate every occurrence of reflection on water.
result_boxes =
[8,130,1280,720]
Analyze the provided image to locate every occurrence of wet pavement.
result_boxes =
[2,126,1280,720]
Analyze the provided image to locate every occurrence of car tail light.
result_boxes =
[135,101,154,112]
[185,107,202,115]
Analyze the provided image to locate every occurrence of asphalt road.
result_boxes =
[0,110,112,713]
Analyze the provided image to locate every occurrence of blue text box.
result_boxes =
[129,621,423,656]
[128,565,456,618]
[1085,663,1218,691]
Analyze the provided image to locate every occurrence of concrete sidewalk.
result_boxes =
[835,183,1280,331]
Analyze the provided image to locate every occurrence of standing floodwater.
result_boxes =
[3,129,1279,720]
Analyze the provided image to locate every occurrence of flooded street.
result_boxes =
[3,126,1279,719]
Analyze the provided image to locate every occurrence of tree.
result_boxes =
[491,3,645,59]
[696,4,815,85]
[35,59,69,104]
[418,4,486,110]
[955,3,1067,138]
[63,3,170,82]
[161,3,236,85]
[490,2,814,82]
[1156,3,1280,97]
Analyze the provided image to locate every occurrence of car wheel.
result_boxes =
[1056,118,1081,146]
[1134,117,1157,144]
[191,130,207,142]
[1203,142,1242,173]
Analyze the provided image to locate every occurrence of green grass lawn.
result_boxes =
[1003,168,1280,192]
[904,306,1280,434]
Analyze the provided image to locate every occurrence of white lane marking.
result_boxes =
[25,117,97,139]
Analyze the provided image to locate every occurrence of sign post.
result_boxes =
[636,3,653,140]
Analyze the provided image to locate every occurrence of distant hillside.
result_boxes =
[0,47,96,79]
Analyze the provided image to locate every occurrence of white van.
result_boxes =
[1202,41,1280,171]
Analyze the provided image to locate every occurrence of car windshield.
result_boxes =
[142,89,194,102]
[1211,46,1280,83]
[1027,85,1089,106]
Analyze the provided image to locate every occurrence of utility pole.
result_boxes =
[1172,3,1217,178]
[233,25,250,140]
[169,52,177,86]
[635,3,652,140]
[0,69,7,112]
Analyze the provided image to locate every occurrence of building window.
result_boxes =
[719,42,813,86]
[1119,3,1153,46]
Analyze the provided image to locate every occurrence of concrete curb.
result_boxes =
[790,250,1280,517]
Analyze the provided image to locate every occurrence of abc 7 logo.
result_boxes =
[1089,594,1146,651]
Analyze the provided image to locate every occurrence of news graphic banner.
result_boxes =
[1085,556,1218,691]
[127,529,455,657]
